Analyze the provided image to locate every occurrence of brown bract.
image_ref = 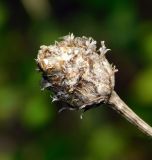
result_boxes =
[36,34,117,110]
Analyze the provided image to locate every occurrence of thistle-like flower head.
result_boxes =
[36,34,117,110]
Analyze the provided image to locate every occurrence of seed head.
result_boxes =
[36,34,117,110]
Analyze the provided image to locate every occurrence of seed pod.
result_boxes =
[36,34,117,110]
[36,33,152,137]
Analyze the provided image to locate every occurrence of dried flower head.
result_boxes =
[36,33,117,111]
[36,33,152,136]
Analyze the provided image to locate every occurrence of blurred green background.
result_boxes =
[0,0,152,160]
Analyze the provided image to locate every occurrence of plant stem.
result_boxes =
[108,91,152,137]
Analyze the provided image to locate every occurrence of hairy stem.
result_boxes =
[108,91,152,137]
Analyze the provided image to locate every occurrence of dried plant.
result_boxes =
[36,33,152,137]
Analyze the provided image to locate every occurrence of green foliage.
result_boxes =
[87,127,125,160]
[21,96,52,129]
[132,68,152,105]
[0,87,20,121]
